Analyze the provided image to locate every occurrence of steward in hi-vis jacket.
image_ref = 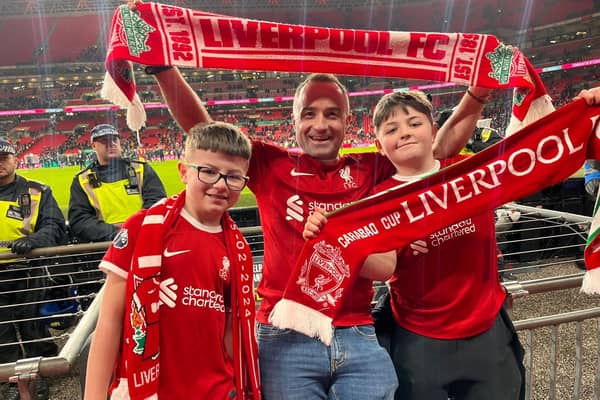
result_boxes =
[68,124,166,243]
[0,138,66,400]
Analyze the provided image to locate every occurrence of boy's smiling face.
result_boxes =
[376,105,437,176]
[178,148,249,226]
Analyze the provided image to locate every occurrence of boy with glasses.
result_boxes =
[84,122,261,399]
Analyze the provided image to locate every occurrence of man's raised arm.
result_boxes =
[152,67,212,132]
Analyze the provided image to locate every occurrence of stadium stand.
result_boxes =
[0,1,599,397]
[1,67,596,159]
[0,16,54,66]
[12,118,50,133]
[24,133,69,155]
[43,15,102,64]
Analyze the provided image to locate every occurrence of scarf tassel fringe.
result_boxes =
[506,94,555,136]
[581,268,600,295]
[269,299,334,346]
[101,72,147,133]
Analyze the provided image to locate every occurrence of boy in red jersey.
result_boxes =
[84,122,260,400]
[371,91,523,400]
[303,91,522,400]
[304,87,600,400]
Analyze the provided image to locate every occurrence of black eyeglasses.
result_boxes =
[186,164,249,191]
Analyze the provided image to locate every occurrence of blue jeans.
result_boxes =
[257,323,398,400]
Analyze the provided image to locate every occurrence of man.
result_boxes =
[68,124,166,243]
[150,64,489,399]
[0,138,66,400]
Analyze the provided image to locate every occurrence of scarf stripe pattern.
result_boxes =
[113,192,260,399]
[269,100,600,344]
[101,2,552,133]
[224,215,262,399]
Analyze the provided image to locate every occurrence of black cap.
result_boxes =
[90,124,119,142]
[0,139,16,155]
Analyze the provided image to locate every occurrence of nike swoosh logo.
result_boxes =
[290,168,315,177]
[163,249,192,258]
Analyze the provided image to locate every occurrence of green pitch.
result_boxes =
[17,145,377,217]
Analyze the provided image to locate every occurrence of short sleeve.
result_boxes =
[247,140,286,192]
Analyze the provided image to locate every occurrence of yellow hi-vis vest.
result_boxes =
[78,162,144,225]
[460,127,498,155]
[0,185,42,257]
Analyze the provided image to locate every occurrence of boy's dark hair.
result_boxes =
[185,121,251,160]
[293,73,350,117]
[372,91,434,133]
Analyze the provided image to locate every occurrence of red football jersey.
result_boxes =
[247,140,394,326]
[101,208,236,399]
[373,157,506,339]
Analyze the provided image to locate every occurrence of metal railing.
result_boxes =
[503,273,600,400]
[497,203,590,275]
[0,209,598,399]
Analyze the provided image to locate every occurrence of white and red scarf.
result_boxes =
[269,100,600,344]
[112,192,261,399]
[101,2,552,133]
[583,199,600,294]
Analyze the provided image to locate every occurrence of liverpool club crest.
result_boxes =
[297,241,350,308]
[111,5,155,57]
[486,43,521,85]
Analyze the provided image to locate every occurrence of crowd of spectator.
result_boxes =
[0,65,597,169]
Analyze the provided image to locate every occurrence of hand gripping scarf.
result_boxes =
[101,2,553,133]
[112,192,261,399]
[268,100,600,344]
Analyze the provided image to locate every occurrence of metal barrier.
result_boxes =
[0,242,107,398]
[504,273,600,400]
[0,227,264,388]
[0,210,598,399]
[496,203,590,275]
[490,203,596,400]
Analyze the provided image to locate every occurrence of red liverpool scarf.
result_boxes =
[101,2,552,133]
[268,100,600,344]
[112,192,260,399]
[583,196,600,294]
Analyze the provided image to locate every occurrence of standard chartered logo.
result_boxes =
[182,285,225,312]
[285,195,351,223]
[285,195,304,222]
[428,218,476,247]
